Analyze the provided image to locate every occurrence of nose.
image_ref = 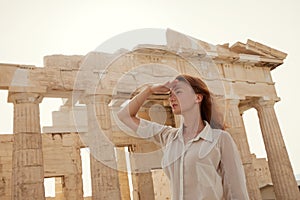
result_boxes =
[169,92,176,102]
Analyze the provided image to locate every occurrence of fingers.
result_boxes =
[147,79,179,94]
[169,79,179,89]
[164,79,178,90]
[151,82,171,94]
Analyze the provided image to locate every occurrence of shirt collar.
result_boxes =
[176,120,213,143]
[193,121,213,142]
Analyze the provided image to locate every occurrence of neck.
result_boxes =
[182,108,205,135]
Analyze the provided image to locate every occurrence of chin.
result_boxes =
[172,109,182,115]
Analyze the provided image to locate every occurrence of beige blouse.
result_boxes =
[137,119,249,200]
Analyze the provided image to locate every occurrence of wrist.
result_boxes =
[147,85,153,94]
[143,84,153,94]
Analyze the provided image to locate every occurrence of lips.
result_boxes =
[171,103,178,109]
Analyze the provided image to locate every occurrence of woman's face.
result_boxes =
[169,81,199,115]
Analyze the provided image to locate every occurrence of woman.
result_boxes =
[117,74,249,200]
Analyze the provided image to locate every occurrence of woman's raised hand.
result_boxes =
[150,79,178,94]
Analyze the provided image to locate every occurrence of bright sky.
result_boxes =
[1,0,300,195]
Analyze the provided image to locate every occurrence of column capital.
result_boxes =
[225,98,240,105]
[252,98,276,110]
[225,98,245,115]
[8,92,43,104]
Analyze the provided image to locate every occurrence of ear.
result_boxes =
[195,94,203,103]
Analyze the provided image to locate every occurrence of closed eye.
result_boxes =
[174,89,184,94]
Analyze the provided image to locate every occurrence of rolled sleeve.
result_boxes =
[136,118,175,146]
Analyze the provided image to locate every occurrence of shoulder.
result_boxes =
[212,128,232,139]
[210,128,228,139]
[214,130,239,151]
[210,128,235,146]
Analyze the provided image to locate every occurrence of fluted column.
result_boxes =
[0,157,4,197]
[116,147,131,200]
[86,95,121,200]
[225,99,262,200]
[62,143,84,200]
[10,93,45,200]
[253,99,300,199]
[55,177,65,200]
[129,144,155,200]
[63,173,84,200]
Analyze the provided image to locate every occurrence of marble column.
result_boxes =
[86,95,121,200]
[253,99,300,199]
[63,173,83,200]
[116,147,131,200]
[55,177,65,200]
[225,99,262,200]
[0,157,4,197]
[129,144,155,200]
[10,93,45,200]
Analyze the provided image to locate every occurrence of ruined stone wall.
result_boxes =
[252,154,273,187]
[1,30,299,199]
[0,133,85,200]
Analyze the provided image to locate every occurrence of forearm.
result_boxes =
[118,85,153,122]
[129,86,152,117]
[117,81,173,132]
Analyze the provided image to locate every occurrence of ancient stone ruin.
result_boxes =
[0,29,299,200]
